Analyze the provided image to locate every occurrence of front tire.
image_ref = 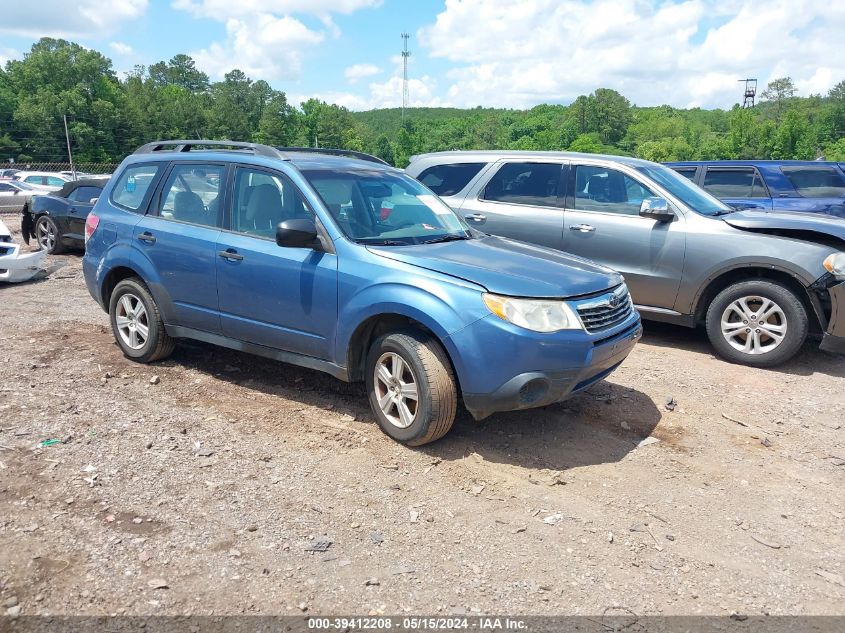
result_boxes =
[365,330,457,446]
[109,278,175,363]
[705,280,808,367]
[35,216,65,254]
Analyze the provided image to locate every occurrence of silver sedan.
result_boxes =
[0,179,39,213]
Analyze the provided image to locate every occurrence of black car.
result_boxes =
[23,178,109,253]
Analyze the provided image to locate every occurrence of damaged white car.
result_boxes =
[0,218,45,283]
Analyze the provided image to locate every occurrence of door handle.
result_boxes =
[218,249,244,262]
[570,224,596,233]
[465,213,487,222]
[137,232,156,243]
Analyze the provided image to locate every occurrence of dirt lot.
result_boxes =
[1,214,843,617]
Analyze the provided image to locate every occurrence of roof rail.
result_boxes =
[133,140,288,160]
[277,147,390,166]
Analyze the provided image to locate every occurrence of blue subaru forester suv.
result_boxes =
[83,141,642,445]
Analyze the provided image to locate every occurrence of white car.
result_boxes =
[13,171,71,191]
[0,218,45,283]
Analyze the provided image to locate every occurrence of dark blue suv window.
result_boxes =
[781,166,845,198]
[703,168,768,199]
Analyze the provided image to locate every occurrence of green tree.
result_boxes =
[762,77,796,122]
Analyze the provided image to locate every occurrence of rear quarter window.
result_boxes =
[111,164,162,211]
[781,166,845,198]
[416,163,486,196]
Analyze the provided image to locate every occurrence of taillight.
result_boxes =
[85,212,100,244]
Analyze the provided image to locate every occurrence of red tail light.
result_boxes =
[85,212,100,244]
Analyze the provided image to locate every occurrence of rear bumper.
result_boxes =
[460,321,642,420]
[819,280,845,355]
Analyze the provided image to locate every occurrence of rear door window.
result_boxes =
[417,163,485,196]
[703,168,768,198]
[781,166,845,198]
[481,162,563,207]
[157,163,226,228]
[111,164,162,212]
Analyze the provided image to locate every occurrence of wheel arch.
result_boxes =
[344,313,462,396]
[101,265,147,310]
[692,266,823,332]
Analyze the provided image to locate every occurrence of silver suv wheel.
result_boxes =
[720,295,787,355]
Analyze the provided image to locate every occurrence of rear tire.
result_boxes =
[35,216,65,254]
[109,278,175,363]
[705,280,808,367]
[365,330,457,446]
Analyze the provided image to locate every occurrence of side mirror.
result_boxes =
[276,218,319,249]
[90,197,99,204]
[639,197,674,222]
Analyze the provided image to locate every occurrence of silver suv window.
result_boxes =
[417,163,485,196]
[573,165,655,215]
[481,162,563,207]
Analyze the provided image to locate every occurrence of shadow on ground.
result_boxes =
[158,339,662,473]
[639,321,845,378]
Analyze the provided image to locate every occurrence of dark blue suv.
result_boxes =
[666,161,845,216]
[82,141,642,445]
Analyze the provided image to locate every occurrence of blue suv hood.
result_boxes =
[724,210,845,242]
[368,235,622,298]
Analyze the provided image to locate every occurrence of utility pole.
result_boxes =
[63,114,76,180]
[401,33,410,121]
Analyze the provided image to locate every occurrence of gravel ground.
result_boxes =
[1,215,843,617]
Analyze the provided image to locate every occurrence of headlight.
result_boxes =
[483,293,583,332]
[823,253,845,279]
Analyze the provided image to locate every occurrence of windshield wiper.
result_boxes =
[420,234,470,245]
[361,239,407,246]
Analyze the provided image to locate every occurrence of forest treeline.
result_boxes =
[1,38,844,168]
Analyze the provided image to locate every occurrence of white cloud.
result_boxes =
[293,74,445,111]
[344,63,380,83]
[171,0,382,18]
[109,41,134,56]
[0,47,20,67]
[190,14,324,80]
[174,0,382,81]
[0,2,148,38]
[418,0,845,109]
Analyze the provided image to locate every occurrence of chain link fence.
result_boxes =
[5,162,117,176]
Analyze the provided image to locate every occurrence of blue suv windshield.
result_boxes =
[635,164,732,216]
[303,169,471,245]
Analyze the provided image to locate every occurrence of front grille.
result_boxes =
[576,286,633,333]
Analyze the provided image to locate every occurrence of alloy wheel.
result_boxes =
[720,295,787,355]
[115,293,150,350]
[374,352,419,429]
[36,218,55,252]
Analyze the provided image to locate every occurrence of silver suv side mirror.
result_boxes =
[640,197,674,222]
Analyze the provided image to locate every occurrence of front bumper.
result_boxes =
[819,280,845,355]
[451,313,642,420]
[0,219,46,283]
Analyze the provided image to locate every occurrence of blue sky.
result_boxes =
[1,1,843,111]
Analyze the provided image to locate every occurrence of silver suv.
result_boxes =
[406,151,845,367]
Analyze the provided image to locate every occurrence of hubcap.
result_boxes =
[115,293,150,350]
[720,295,787,355]
[36,219,55,251]
[374,352,419,429]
